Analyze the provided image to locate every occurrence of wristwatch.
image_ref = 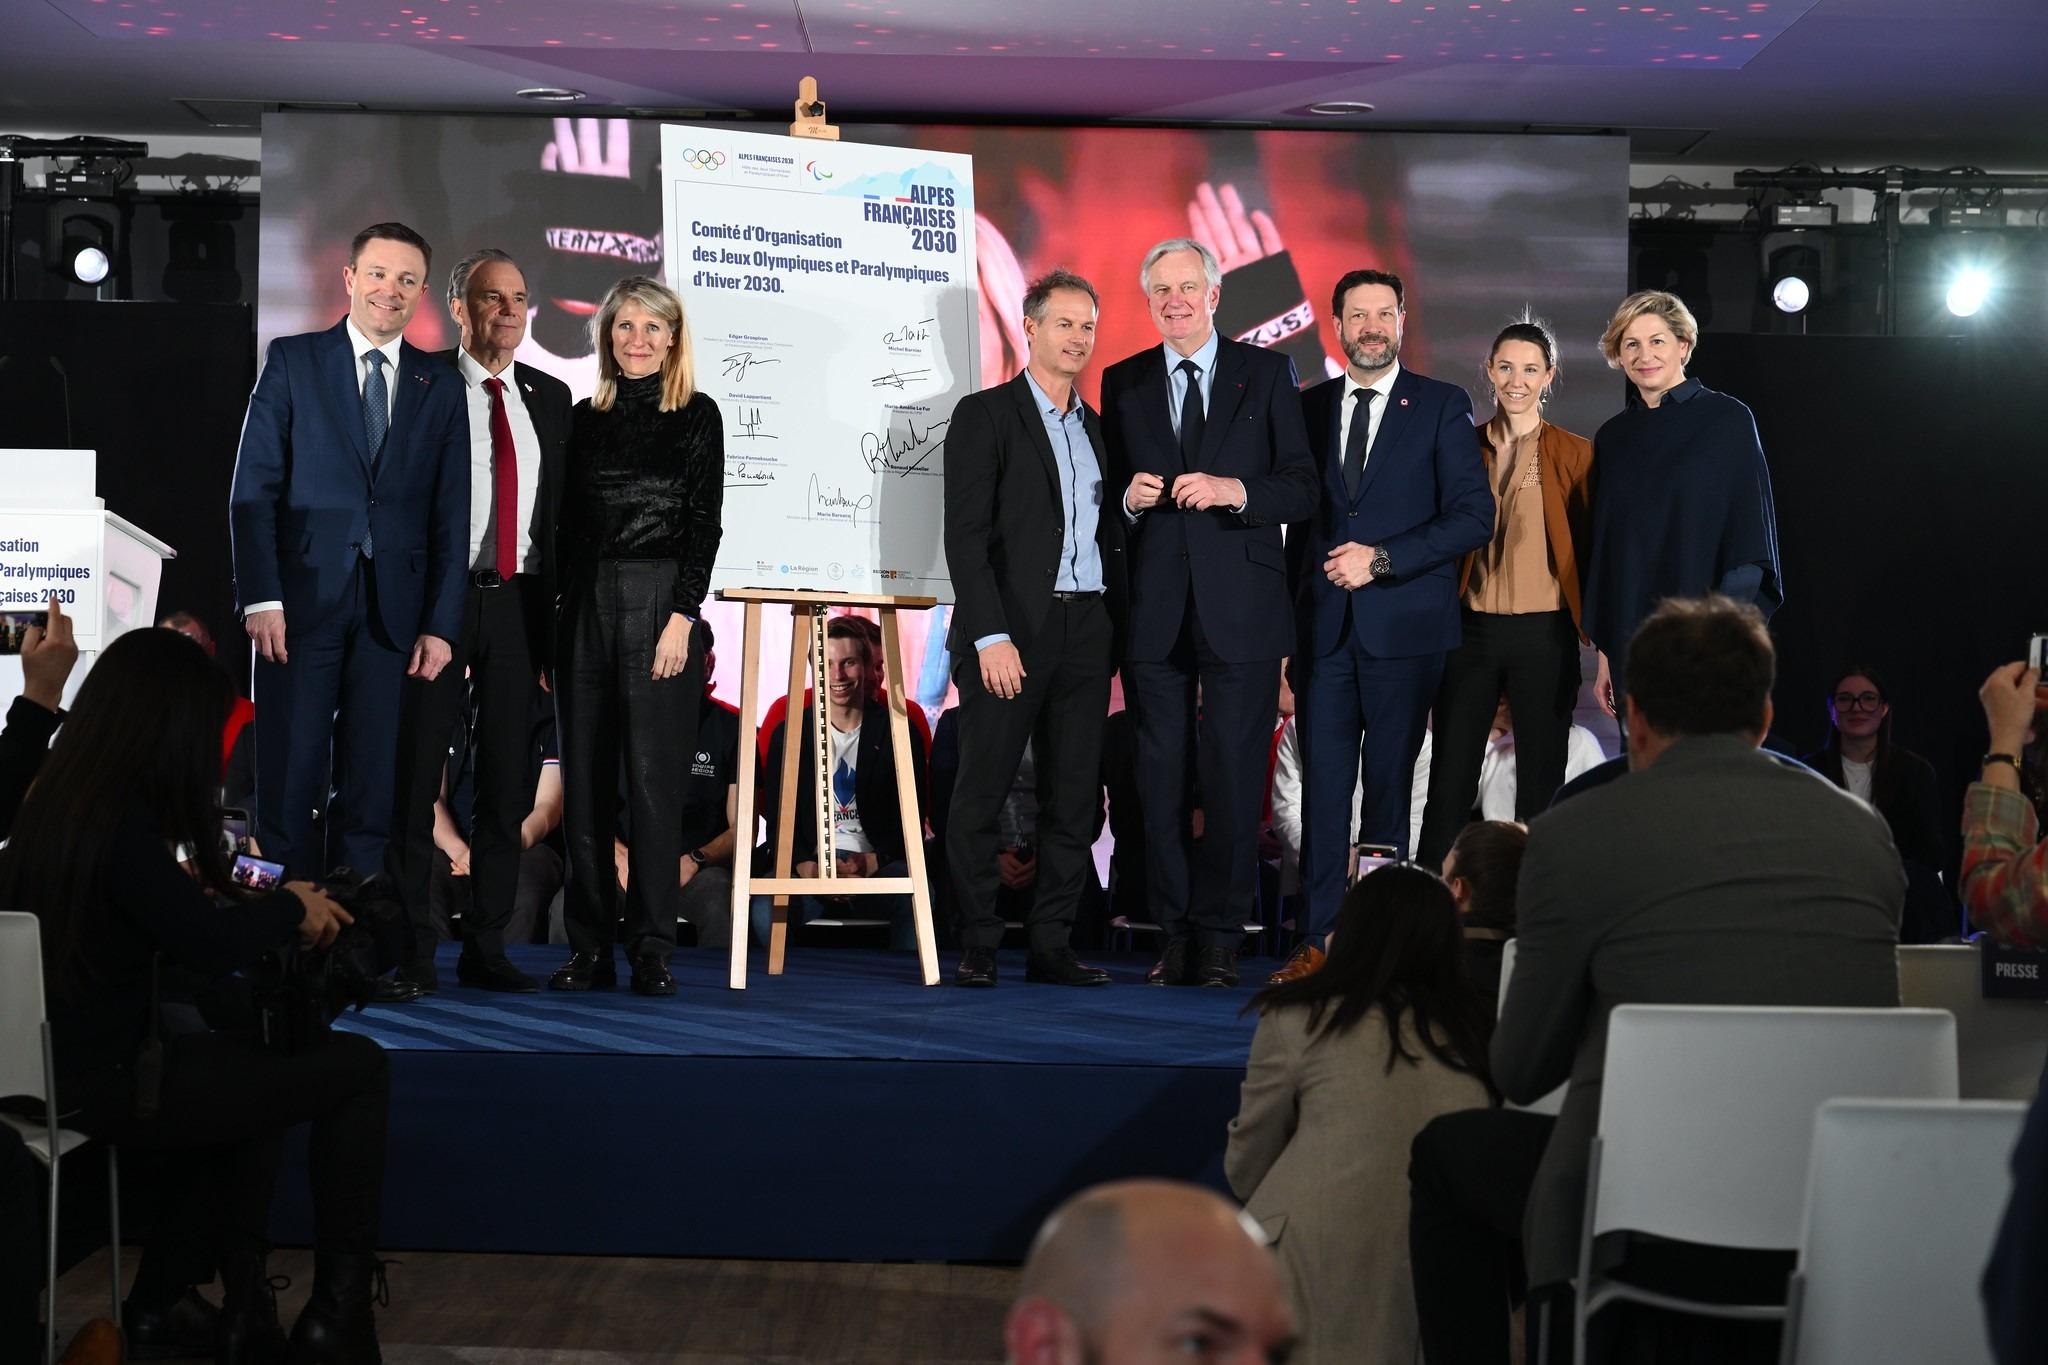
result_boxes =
[1369,547,1393,580]
[687,848,710,867]
[1983,753,2022,773]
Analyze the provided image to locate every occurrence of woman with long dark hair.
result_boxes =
[1806,664,1951,940]
[550,274,725,997]
[1225,865,1494,1364]
[0,626,390,1363]
[1417,316,1594,869]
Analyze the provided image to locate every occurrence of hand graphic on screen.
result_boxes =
[1188,182,1284,273]
[540,117,634,176]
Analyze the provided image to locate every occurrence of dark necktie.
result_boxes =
[362,349,389,461]
[482,377,519,578]
[1342,387,1377,499]
[1177,357,1205,470]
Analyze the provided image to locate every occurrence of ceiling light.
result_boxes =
[1304,101,1376,116]
[1769,276,1810,314]
[516,87,588,103]
[1945,268,1991,318]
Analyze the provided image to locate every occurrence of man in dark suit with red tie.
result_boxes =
[944,269,1125,989]
[1280,269,1494,982]
[230,223,469,917]
[387,248,572,993]
[1099,238,1319,987]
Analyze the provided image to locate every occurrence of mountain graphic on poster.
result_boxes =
[823,163,967,201]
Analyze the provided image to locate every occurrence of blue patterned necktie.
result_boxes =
[361,349,387,559]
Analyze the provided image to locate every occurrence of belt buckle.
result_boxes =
[474,569,504,589]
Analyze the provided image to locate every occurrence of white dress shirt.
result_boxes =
[457,349,544,575]
[243,319,405,618]
[1336,361,1401,477]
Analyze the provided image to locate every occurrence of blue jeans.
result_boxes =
[749,858,917,950]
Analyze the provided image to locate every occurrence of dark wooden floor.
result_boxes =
[56,1248,1019,1363]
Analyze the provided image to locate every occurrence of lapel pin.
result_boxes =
[1399,397,1409,406]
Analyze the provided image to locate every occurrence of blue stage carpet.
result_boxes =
[273,944,1270,1263]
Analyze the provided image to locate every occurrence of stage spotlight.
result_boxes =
[69,242,109,285]
[1771,275,1811,314]
[1945,268,1992,318]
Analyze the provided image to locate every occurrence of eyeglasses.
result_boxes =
[1832,692,1885,711]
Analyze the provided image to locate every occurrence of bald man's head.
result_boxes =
[1005,1180,1294,1365]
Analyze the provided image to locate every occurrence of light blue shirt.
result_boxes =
[1164,329,1221,440]
[976,370,1105,651]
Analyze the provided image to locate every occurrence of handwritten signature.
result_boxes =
[859,417,950,476]
[869,367,934,391]
[721,351,781,383]
[882,317,936,345]
[808,473,876,518]
[726,462,777,489]
[735,406,777,440]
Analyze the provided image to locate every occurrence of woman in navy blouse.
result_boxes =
[1581,290,1781,712]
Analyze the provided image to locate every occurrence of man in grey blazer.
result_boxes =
[1408,596,1904,1365]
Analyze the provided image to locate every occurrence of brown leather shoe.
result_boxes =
[59,1318,125,1365]
[1266,942,1326,985]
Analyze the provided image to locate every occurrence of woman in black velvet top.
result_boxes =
[1580,289,1781,712]
[550,274,724,997]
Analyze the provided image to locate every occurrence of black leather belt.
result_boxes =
[1051,590,1102,603]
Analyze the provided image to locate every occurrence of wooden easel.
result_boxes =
[722,588,940,988]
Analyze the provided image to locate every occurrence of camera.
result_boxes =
[247,869,407,1054]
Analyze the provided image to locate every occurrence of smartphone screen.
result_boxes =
[1352,843,1402,886]
[230,854,285,891]
[220,807,251,856]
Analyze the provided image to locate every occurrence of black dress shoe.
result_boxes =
[124,1287,218,1359]
[456,952,539,992]
[397,958,438,993]
[369,976,423,1004]
[954,946,998,987]
[1025,949,1112,986]
[630,951,677,996]
[1147,938,1191,986]
[548,950,618,991]
[1194,945,1240,988]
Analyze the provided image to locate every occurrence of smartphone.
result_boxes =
[230,854,286,891]
[0,612,48,656]
[1351,843,1402,887]
[219,807,252,857]
[2030,634,2048,673]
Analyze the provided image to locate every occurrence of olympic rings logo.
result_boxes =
[680,148,727,169]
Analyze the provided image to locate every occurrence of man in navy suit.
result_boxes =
[1100,238,1319,987]
[1283,269,1493,977]
[230,221,469,897]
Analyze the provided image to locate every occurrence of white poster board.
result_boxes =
[661,125,976,601]
[0,448,107,652]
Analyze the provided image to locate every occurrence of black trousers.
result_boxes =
[388,575,542,964]
[558,560,702,961]
[1417,608,1581,869]
[948,595,1112,954]
[70,1031,389,1266]
[1123,591,1280,951]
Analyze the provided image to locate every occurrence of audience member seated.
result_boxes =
[1227,865,1494,1364]
[430,692,566,951]
[928,712,1110,950]
[1441,819,1528,1016]
[1962,660,2048,948]
[0,626,394,1362]
[616,618,741,950]
[1004,1179,1296,1365]
[1984,1053,2048,1365]
[752,613,930,950]
[1468,695,1607,826]
[1806,664,1953,941]
[1269,714,1430,891]
[159,608,258,812]
[1407,595,1903,1365]
[1099,705,1152,927]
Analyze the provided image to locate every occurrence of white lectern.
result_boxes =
[0,448,177,708]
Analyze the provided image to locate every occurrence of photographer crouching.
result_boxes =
[0,626,393,1364]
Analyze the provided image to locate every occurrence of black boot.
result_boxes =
[285,1252,388,1364]
[217,1239,289,1365]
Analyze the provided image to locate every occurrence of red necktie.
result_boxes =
[482,377,518,579]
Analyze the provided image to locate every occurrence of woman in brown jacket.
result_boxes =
[1416,317,1593,868]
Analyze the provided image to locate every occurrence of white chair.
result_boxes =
[1497,939,1565,1116]
[1572,1004,1959,1365]
[1781,1098,2025,1365]
[1899,944,2048,1100]
[0,911,122,1365]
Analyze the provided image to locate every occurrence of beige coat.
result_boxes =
[1226,1003,1492,1365]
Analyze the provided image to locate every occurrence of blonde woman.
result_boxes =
[1581,289,1781,711]
[551,275,724,997]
